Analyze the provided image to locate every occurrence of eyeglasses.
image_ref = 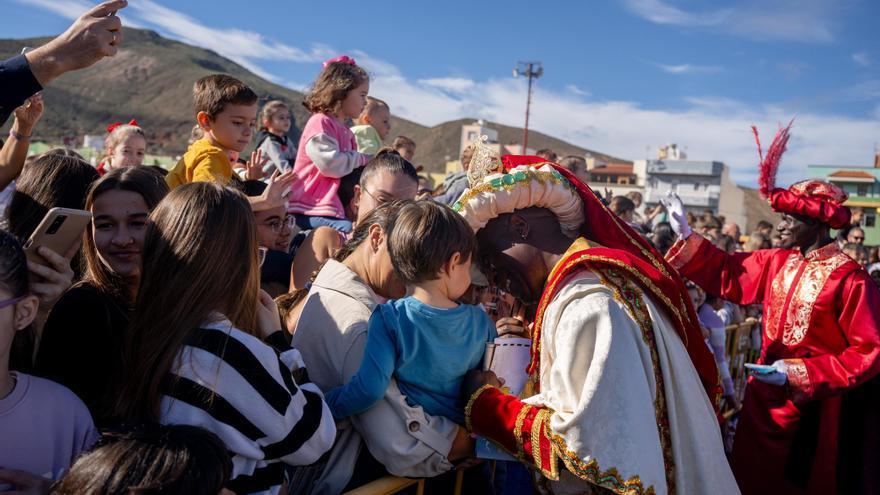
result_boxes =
[263,215,296,234]
[0,295,25,310]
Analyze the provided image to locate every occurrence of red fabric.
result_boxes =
[501,155,721,406]
[769,188,851,229]
[468,386,526,455]
[669,235,880,493]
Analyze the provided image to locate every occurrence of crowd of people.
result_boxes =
[2,2,880,494]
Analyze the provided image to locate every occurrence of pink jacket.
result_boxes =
[288,113,370,218]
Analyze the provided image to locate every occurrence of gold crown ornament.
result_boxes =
[466,135,504,187]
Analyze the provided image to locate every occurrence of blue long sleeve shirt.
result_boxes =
[0,54,42,126]
[325,297,497,424]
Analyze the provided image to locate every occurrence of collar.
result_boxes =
[312,259,379,310]
[804,242,842,262]
[546,237,598,284]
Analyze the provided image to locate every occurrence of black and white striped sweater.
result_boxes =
[159,318,336,495]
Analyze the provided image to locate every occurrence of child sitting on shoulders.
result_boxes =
[392,135,416,162]
[324,201,497,424]
[351,96,391,155]
[256,100,296,175]
[289,56,371,233]
[166,74,259,189]
[97,120,146,175]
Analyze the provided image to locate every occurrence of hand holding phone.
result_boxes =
[24,208,91,265]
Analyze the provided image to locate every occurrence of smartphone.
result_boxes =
[744,363,777,375]
[24,207,92,264]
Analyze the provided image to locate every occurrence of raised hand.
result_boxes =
[250,170,296,212]
[245,148,269,180]
[659,191,692,238]
[12,95,44,136]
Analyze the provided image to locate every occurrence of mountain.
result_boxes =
[1,29,626,173]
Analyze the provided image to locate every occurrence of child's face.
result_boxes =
[110,134,146,169]
[254,206,295,253]
[366,107,391,139]
[397,145,415,162]
[91,189,151,279]
[267,109,291,134]
[200,102,259,153]
[338,82,369,121]
[446,252,473,300]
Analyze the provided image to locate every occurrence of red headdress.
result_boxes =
[456,149,722,406]
[106,119,139,134]
[753,120,851,228]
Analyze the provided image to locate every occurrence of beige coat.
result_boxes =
[291,260,457,494]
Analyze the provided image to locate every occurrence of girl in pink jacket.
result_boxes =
[289,56,371,233]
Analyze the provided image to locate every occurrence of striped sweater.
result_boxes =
[160,318,336,495]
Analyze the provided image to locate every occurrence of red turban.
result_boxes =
[768,179,851,229]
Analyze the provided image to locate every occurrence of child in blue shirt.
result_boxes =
[324,200,497,424]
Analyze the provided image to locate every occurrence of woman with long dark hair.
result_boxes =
[114,182,334,495]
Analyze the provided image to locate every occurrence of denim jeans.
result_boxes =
[294,214,353,233]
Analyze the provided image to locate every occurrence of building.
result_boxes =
[633,158,746,228]
[808,154,880,244]
[459,120,535,163]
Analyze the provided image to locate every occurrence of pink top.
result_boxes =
[289,113,370,219]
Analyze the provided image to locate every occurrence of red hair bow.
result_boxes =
[323,55,356,68]
[107,119,139,134]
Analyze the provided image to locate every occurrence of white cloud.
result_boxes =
[852,52,871,67]
[417,78,476,94]
[655,63,723,75]
[622,0,838,43]
[565,85,591,97]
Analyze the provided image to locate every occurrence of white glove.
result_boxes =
[750,360,788,386]
[659,191,692,239]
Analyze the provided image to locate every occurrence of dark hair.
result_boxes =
[194,74,258,119]
[51,424,231,495]
[82,167,170,303]
[0,230,28,298]
[650,222,675,256]
[7,149,99,242]
[756,220,773,231]
[360,149,419,187]
[339,168,363,210]
[387,201,475,284]
[608,196,635,216]
[303,61,369,114]
[242,179,268,197]
[115,183,261,423]
[558,155,586,174]
[535,149,557,162]
[391,135,416,150]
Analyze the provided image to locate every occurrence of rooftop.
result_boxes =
[829,170,877,180]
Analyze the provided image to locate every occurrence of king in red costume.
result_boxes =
[663,123,880,494]
[455,140,738,495]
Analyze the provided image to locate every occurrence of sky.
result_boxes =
[3,0,880,186]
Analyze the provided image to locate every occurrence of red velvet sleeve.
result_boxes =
[786,272,880,403]
[666,234,780,305]
[465,385,559,480]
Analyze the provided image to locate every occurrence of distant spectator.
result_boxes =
[770,231,784,248]
[97,121,146,176]
[843,242,870,267]
[392,135,416,162]
[755,220,774,238]
[558,155,589,185]
[608,195,635,223]
[847,226,865,245]
[714,234,737,254]
[743,232,771,252]
[626,191,643,209]
[870,246,880,265]
[651,221,675,256]
[435,144,473,206]
[722,222,741,241]
[52,425,232,495]
[535,148,557,162]
[868,263,880,288]
[256,100,297,175]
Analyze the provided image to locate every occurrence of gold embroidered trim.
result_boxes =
[781,252,850,346]
[464,384,494,432]
[550,433,656,495]
[592,265,675,494]
[453,169,576,211]
[665,233,704,271]
[784,358,811,403]
[530,408,548,470]
[513,404,533,460]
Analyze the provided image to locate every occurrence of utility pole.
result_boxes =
[513,61,543,153]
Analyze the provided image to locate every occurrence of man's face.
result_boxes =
[847,228,865,245]
[202,102,259,153]
[354,170,418,224]
[777,213,818,250]
[475,216,546,305]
